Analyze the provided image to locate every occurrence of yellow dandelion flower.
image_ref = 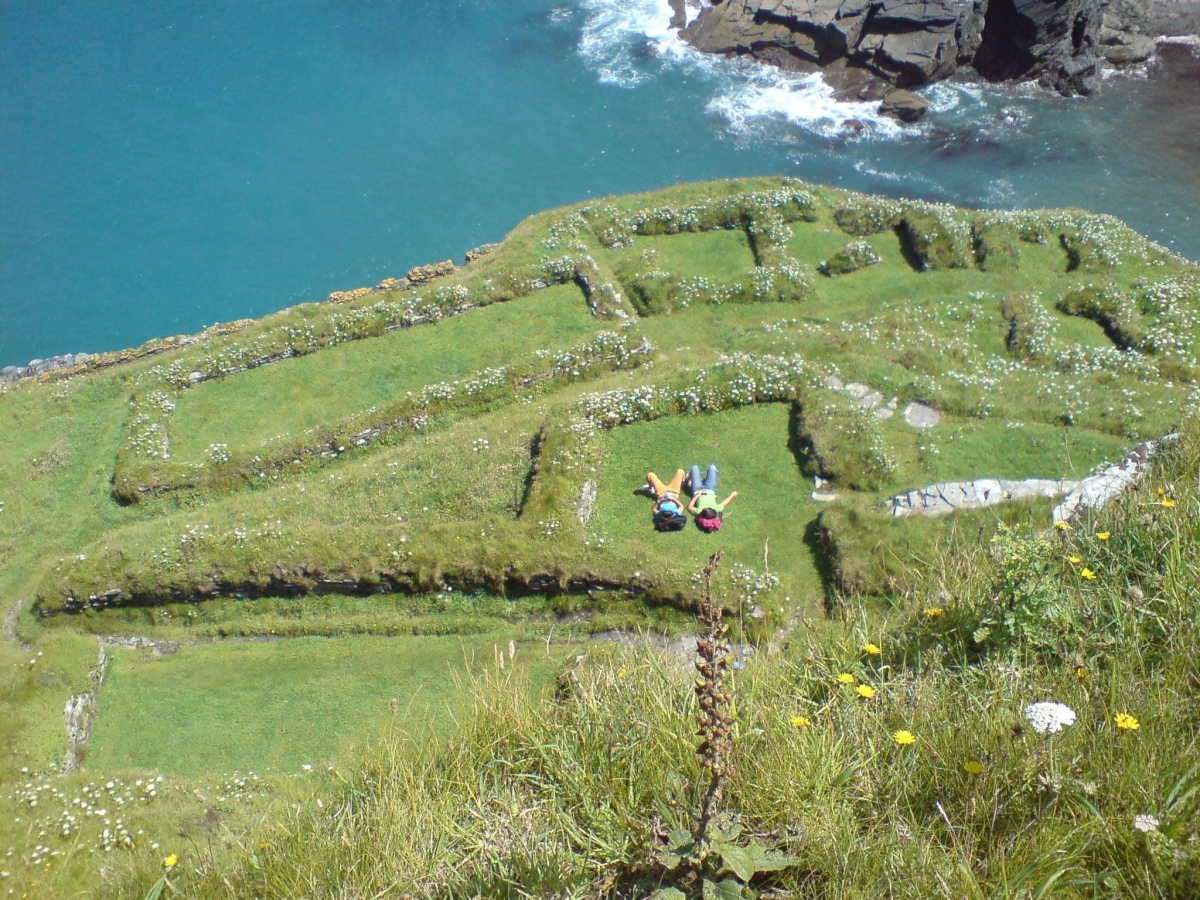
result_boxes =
[1095,531,1111,541]
[856,684,877,699]
[163,853,179,868]
[836,672,856,685]
[1067,555,1083,565]
[1156,487,1166,496]
[1054,520,1071,531]
[1080,568,1097,580]
[790,715,810,728]
[963,760,985,775]
[923,607,944,618]
[1075,667,1088,679]
[616,667,628,678]
[1115,713,1140,731]
[862,642,882,656]
[893,730,916,746]
[1160,498,1176,508]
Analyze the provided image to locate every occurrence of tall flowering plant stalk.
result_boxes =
[693,551,734,850]
[649,551,796,898]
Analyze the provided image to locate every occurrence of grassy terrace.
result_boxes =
[1,177,1198,896]
[165,283,599,466]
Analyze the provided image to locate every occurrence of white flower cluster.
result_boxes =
[206,442,231,464]
[1036,376,1089,425]
[1133,814,1160,834]
[1053,344,1159,379]
[547,332,652,378]
[819,239,882,276]
[581,186,819,249]
[572,354,821,441]
[542,210,591,251]
[1138,276,1199,363]
[125,407,172,460]
[1024,701,1076,735]
[835,193,905,234]
[728,563,780,608]
[6,773,169,869]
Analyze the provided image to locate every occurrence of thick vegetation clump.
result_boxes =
[897,209,973,271]
[818,240,882,276]
[973,219,1021,272]
[1058,282,1145,349]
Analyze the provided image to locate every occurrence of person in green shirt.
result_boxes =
[686,464,738,533]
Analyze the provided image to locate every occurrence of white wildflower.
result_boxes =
[1133,814,1160,833]
[1024,701,1076,735]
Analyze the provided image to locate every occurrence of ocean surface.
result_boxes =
[2,0,1198,367]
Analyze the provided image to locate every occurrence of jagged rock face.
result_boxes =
[974,0,1103,93]
[683,0,1104,95]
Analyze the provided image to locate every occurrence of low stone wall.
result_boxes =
[887,432,1178,520]
[889,478,1077,518]
[1053,434,1178,522]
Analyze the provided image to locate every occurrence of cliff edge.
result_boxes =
[681,0,1167,104]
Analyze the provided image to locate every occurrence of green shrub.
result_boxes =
[897,209,972,271]
[998,292,1056,360]
[972,220,1020,271]
[792,389,895,491]
[968,526,1074,658]
[1058,283,1145,350]
[819,240,882,277]
[833,195,903,236]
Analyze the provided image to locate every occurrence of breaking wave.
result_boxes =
[577,0,909,140]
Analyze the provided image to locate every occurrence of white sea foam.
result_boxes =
[578,0,680,86]
[852,161,940,193]
[922,83,963,115]
[1156,34,1200,49]
[577,0,909,140]
[708,67,905,140]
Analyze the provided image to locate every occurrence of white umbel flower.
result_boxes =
[1133,814,1160,833]
[1024,701,1076,735]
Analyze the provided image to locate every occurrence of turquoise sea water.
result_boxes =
[2,0,1198,366]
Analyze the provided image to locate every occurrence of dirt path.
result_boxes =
[2,598,33,650]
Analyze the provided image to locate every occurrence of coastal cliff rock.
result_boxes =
[682,0,1107,97]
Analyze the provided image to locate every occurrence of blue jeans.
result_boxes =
[689,464,718,495]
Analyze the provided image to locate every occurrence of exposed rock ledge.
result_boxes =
[888,433,1177,520]
[681,0,1168,109]
[889,477,1077,517]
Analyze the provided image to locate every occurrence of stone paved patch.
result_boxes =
[903,402,941,429]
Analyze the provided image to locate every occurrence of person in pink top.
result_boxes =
[686,464,738,533]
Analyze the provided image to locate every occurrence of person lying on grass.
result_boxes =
[645,469,688,532]
[686,463,738,533]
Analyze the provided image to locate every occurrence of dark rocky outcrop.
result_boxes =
[878,88,930,122]
[682,0,1114,97]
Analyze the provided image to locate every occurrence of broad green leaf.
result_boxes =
[746,845,797,872]
[668,829,694,852]
[716,843,756,882]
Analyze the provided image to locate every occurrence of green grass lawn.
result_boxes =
[876,415,1135,495]
[633,229,756,281]
[86,635,574,776]
[168,283,597,463]
[590,404,825,605]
